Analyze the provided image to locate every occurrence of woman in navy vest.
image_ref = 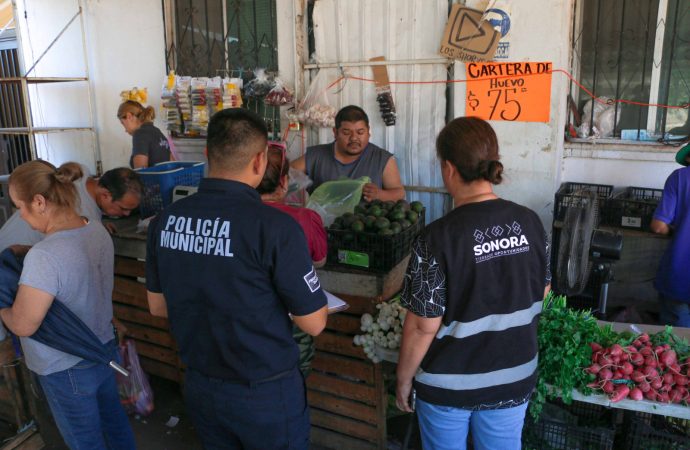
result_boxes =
[395,117,550,450]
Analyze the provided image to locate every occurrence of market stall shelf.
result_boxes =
[308,259,409,450]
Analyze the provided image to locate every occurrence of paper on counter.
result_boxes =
[324,290,349,314]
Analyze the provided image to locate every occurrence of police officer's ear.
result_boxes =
[252,147,268,176]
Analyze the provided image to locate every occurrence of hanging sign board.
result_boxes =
[439,5,501,62]
[465,62,553,122]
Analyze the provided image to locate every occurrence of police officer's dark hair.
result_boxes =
[436,117,503,185]
[207,108,268,172]
[98,168,143,201]
[335,105,369,129]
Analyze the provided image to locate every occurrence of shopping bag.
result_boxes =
[116,339,155,416]
[306,176,370,226]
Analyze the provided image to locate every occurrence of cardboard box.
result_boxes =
[439,5,500,62]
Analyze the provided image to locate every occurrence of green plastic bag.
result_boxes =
[306,176,370,226]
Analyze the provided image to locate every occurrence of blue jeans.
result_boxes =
[38,351,136,450]
[416,398,528,450]
[659,294,690,327]
[184,367,310,450]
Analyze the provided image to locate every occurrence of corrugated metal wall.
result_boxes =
[309,0,451,220]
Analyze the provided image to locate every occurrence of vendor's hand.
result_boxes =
[396,378,414,413]
[104,222,118,235]
[8,245,31,257]
[362,183,380,202]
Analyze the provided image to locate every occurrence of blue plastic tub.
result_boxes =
[136,161,205,217]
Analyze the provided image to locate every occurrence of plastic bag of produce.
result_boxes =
[306,176,370,226]
[116,339,154,416]
[294,69,340,128]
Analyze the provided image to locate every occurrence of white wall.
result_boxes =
[14,0,166,172]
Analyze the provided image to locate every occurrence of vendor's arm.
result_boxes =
[396,313,442,412]
[362,157,405,202]
[651,171,678,236]
[0,285,53,336]
[290,155,306,173]
[146,291,168,318]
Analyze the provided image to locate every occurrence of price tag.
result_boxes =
[465,62,552,122]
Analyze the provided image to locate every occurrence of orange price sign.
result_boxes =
[465,62,552,122]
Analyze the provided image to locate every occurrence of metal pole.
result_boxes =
[77,0,101,175]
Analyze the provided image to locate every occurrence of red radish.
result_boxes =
[612,355,622,365]
[651,378,663,390]
[631,371,645,383]
[633,339,642,348]
[659,392,671,403]
[621,362,634,375]
[661,350,677,367]
[613,371,624,380]
[670,389,683,403]
[644,357,658,368]
[631,353,645,366]
[587,363,602,374]
[644,390,657,401]
[663,344,671,351]
[590,342,603,352]
[663,373,675,385]
[598,355,611,367]
[610,344,624,356]
[640,347,653,357]
[660,383,672,393]
[638,381,651,393]
[602,381,615,394]
[654,346,666,356]
[639,333,649,343]
[610,385,630,402]
[629,388,643,401]
[643,366,659,379]
[599,368,613,381]
[587,382,602,389]
[626,345,638,353]
[675,375,689,386]
[669,363,682,374]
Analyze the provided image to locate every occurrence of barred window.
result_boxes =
[570,0,689,142]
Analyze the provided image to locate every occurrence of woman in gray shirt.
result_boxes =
[1,161,136,449]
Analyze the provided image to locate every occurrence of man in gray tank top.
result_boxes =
[291,106,405,201]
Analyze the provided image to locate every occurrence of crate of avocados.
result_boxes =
[327,199,425,272]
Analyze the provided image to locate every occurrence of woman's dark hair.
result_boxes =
[10,160,83,212]
[256,145,289,195]
[436,117,503,185]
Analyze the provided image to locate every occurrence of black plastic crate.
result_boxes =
[327,210,425,272]
[624,413,690,450]
[523,399,615,450]
[554,182,613,223]
[600,186,663,231]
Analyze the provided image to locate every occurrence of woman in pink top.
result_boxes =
[257,143,327,376]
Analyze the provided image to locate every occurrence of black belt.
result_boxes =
[190,367,296,387]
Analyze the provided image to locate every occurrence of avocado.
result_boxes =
[399,219,411,229]
[351,220,365,232]
[354,204,367,215]
[390,222,402,234]
[410,201,424,213]
[406,211,419,224]
[388,210,406,221]
[378,228,395,236]
[396,199,410,210]
[383,200,395,211]
[370,206,383,217]
[374,217,391,230]
[364,215,377,229]
[343,231,355,242]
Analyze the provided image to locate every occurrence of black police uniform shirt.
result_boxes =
[146,178,327,382]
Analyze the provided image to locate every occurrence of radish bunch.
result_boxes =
[586,333,690,404]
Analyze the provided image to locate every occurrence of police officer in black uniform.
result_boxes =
[145,108,328,449]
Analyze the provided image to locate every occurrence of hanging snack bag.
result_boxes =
[207,77,223,116]
[222,77,244,108]
[243,68,273,99]
[264,77,294,106]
